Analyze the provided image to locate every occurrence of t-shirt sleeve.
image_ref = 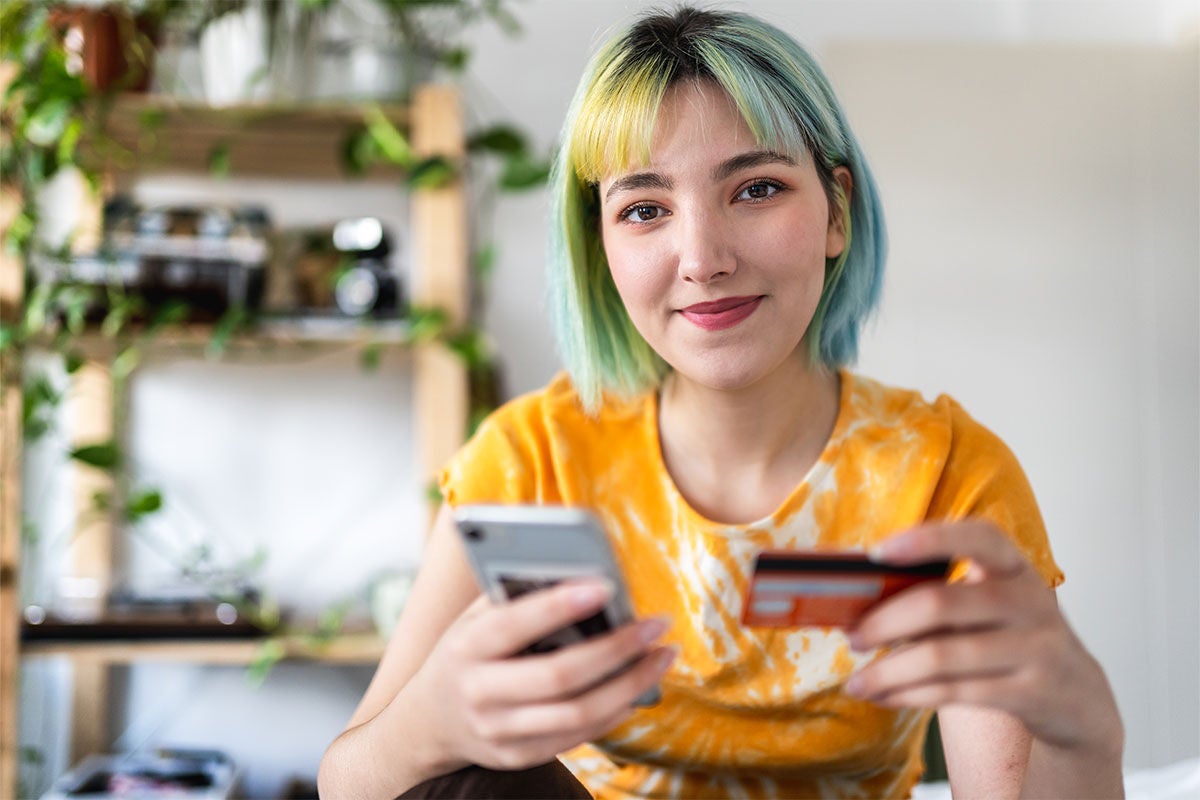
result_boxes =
[437,403,539,507]
[929,398,1064,588]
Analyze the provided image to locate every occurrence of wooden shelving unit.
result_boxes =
[88,95,410,181]
[0,86,469,799]
[23,632,387,666]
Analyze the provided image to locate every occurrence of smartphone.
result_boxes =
[743,550,952,629]
[453,504,661,706]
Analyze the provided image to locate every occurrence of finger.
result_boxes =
[462,578,615,659]
[479,645,675,740]
[457,592,493,621]
[475,701,641,772]
[475,616,670,705]
[864,671,1024,714]
[873,519,1030,579]
[851,577,1026,650]
[846,628,1023,701]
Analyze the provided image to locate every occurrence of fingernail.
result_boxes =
[846,630,867,652]
[569,580,612,610]
[656,645,679,670]
[638,617,669,645]
[871,534,910,560]
[845,673,866,697]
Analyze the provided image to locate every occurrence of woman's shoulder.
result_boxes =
[845,371,1026,479]
[843,371,1016,461]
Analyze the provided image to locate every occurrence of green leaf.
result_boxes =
[20,518,38,549]
[467,125,526,155]
[406,306,449,343]
[145,299,191,334]
[258,596,282,630]
[22,281,54,338]
[100,294,144,339]
[56,117,82,165]
[440,47,470,72]
[22,373,59,442]
[446,328,488,368]
[0,324,14,351]
[207,307,248,358]
[69,442,121,470]
[25,97,72,147]
[246,638,285,687]
[112,347,142,381]
[18,746,43,766]
[365,106,413,167]
[64,350,85,374]
[238,548,269,575]
[341,127,374,175]
[91,490,112,512]
[483,1,523,36]
[407,155,456,190]
[316,601,351,639]
[208,141,232,178]
[473,243,497,280]
[426,480,443,505]
[126,488,164,522]
[359,342,383,372]
[57,285,97,334]
[137,107,168,132]
[498,153,551,191]
[4,211,34,254]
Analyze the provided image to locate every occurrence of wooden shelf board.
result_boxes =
[34,316,417,357]
[22,632,386,665]
[85,95,413,182]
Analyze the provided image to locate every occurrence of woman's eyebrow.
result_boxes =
[712,150,797,181]
[604,172,673,203]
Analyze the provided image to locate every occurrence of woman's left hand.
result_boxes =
[845,519,1122,754]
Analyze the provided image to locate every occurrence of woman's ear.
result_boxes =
[826,166,854,259]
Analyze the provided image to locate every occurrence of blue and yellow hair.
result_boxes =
[547,5,887,411]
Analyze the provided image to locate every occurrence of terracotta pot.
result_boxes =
[48,4,158,92]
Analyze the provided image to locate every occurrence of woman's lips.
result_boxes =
[678,295,764,331]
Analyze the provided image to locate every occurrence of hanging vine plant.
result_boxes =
[2,0,550,694]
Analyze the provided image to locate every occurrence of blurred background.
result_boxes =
[4,1,1197,798]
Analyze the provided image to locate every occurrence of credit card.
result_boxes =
[742,550,952,629]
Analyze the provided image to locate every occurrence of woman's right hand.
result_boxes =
[406,578,675,772]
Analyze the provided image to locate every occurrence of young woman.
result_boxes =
[319,7,1124,799]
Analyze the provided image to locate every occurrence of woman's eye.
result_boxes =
[737,181,782,201]
[620,204,665,223]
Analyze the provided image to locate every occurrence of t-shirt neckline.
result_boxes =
[644,369,855,534]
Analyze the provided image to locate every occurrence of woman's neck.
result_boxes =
[657,358,842,524]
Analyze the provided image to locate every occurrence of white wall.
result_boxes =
[20,1,1199,797]
[825,39,1200,771]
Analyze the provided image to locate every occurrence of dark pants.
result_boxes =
[396,761,592,799]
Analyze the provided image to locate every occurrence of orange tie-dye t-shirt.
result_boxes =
[439,370,1063,800]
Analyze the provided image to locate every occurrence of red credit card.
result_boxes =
[743,550,952,629]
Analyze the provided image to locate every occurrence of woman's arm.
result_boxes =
[938,706,1031,799]
[846,521,1125,799]
[317,504,673,799]
[938,682,1124,800]
[317,504,482,798]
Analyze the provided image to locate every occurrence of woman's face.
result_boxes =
[599,80,849,393]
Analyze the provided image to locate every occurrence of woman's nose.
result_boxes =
[675,209,736,284]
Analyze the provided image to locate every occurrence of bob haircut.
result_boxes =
[547,5,887,411]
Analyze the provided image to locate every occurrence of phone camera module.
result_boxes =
[463,527,483,542]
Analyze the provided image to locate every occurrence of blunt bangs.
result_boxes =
[549,7,887,413]
[570,54,670,184]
